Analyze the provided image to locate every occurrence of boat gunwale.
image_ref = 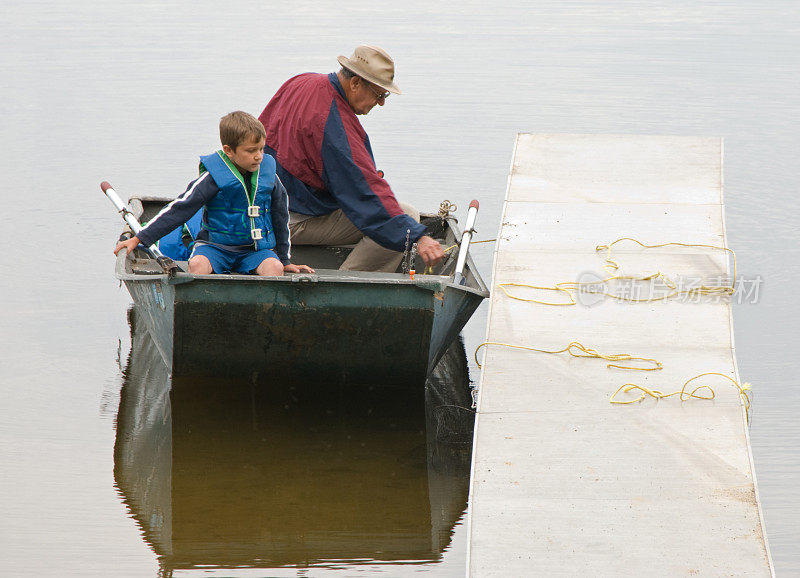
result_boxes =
[114,197,490,297]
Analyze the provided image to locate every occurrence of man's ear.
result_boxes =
[222,144,234,156]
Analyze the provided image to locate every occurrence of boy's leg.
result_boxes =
[232,248,283,276]
[255,257,284,276]
[187,254,213,274]
[189,244,236,274]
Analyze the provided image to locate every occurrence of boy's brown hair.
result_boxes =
[219,111,267,150]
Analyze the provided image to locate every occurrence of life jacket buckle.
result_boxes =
[248,205,260,217]
[251,228,263,241]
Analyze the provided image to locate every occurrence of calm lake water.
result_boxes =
[1,1,798,575]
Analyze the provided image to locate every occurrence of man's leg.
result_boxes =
[340,202,420,273]
[289,210,364,246]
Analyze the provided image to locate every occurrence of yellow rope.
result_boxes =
[497,273,678,305]
[474,341,662,371]
[610,383,713,404]
[496,237,736,304]
[438,200,458,219]
[474,340,753,422]
[479,239,748,421]
[595,237,736,296]
[443,238,497,255]
[497,272,735,304]
[424,238,498,274]
[496,282,576,305]
[609,372,752,422]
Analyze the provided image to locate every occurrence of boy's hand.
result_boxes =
[114,236,141,256]
[284,263,315,274]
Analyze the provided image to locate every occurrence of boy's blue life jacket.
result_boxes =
[199,151,277,250]
[155,209,203,261]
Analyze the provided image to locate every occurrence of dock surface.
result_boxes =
[467,134,773,576]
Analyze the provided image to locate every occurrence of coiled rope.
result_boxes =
[476,237,751,421]
[610,373,752,416]
[597,237,737,283]
[474,340,662,371]
[438,200,458,220]
[497,237,736,305]
[474,340,752,422]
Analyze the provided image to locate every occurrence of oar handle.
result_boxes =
[101,181,145,235]
[453,200,479,285]
[101,181,180,275]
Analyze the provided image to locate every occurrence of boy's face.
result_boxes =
[223,135,266,173]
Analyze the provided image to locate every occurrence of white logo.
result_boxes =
[575,271,607,307]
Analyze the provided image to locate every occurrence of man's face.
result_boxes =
[347,77,387,115]
[224,135,266,173]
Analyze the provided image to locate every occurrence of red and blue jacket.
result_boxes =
[258,72,426,252]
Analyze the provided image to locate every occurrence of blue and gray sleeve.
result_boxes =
[320,102,426,252]
[136,172,217,247]
[271,177,291,265]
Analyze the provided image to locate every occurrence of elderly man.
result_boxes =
[258,45,444,272]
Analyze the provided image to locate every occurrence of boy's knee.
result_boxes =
[188,255,213,274]
[398,202,420,223]
[256,257,284,276]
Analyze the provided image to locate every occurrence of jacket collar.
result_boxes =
[328,72,347,101]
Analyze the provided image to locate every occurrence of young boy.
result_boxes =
[114,111,314,276]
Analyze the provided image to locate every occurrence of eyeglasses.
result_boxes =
[363,80,390,101]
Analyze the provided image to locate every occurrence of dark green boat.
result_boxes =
[115,196,489,385]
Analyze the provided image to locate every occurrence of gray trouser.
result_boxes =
[289,203,420,272]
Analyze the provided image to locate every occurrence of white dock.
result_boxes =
[467,134,773,576]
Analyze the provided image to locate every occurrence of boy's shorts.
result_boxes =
[190,243,280,274]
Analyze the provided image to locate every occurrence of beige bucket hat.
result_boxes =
[337,45,401,95]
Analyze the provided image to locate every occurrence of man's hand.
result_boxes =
[284,263,316,274]
[416,235,444,266]
[114,236,140,256]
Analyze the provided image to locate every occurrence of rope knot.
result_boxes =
[438,200,458,220]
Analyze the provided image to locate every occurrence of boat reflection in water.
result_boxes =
[114,308,474,575]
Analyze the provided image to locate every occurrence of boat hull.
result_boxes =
[117,199,488,385]
[124,273,484,386]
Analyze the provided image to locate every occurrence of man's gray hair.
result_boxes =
[339,67,356,80]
